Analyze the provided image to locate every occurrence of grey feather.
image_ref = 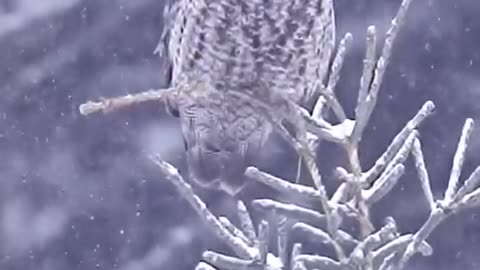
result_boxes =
[157,0,335,195]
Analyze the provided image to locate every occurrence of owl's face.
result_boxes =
[182,130,250,196]
[164,75,267,196]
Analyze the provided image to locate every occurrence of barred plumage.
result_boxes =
[157,0,335,195]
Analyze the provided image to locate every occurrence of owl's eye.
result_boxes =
[165,63,173,85]
[203,141,221,153]
[166,102,180,117]
[183,136,189,150]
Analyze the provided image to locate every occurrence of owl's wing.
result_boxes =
[160,0,335,105]
[154,0,182,59]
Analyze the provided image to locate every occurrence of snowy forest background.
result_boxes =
[0,0,479,269]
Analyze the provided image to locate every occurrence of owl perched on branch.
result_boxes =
[156,0,335,195]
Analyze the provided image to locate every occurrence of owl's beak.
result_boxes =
[186,146,249,196]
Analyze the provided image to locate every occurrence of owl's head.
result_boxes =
[182,132,251,196]
[166,98,263,196]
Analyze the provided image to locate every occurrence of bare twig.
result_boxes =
[79,88,176,115]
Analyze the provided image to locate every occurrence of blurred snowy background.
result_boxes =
[0,0,479,269]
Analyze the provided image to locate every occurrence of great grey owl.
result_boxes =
[156,0,335,195]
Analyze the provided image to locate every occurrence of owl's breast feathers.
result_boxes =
[160,0,334,98]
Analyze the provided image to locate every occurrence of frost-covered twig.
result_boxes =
[395,118,480,269]
[363,101,435,184]
[444,118,474,203]
[150,156,257,260]
[293,254,342,270]
[454,169,480,207]
[219,217,254,247]
[195,262,217,270]
[371,234,432,268]
[245,167,322,200]
[351,0,415,144]
[411,137,435,210]
[293,222,335,247]
[363,164,405,206]
[348,217,397,268]
[237,201,258,247]
[276,216,290,267]
[355,26,377,121]
[151,156,291,269]
[315,32,353,122]
[202,251,256,270]
[252,199,326,225]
